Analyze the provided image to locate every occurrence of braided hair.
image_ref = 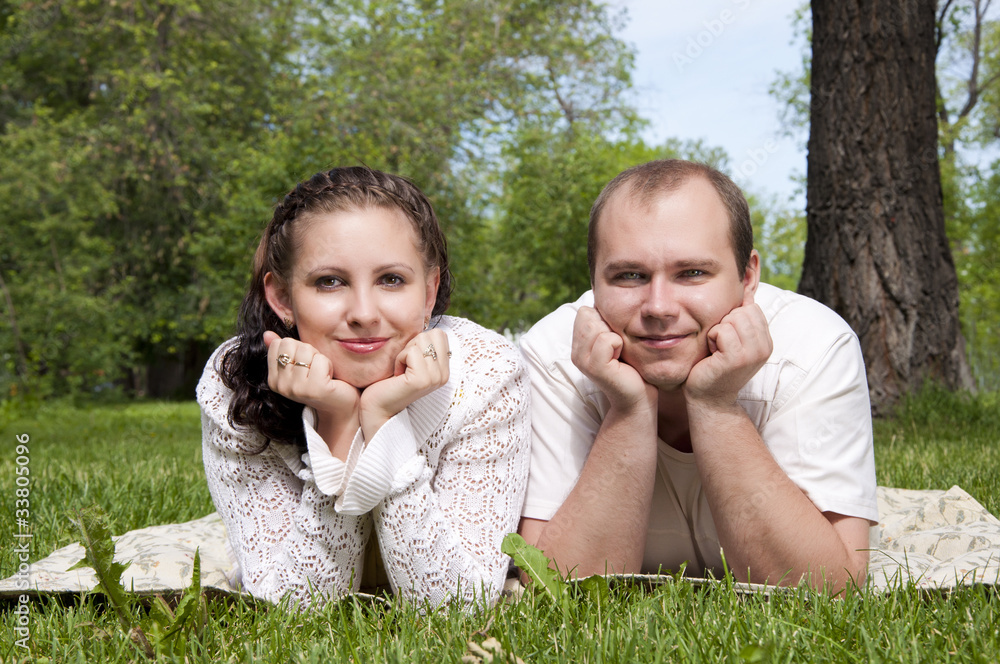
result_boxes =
[219,166,453,448]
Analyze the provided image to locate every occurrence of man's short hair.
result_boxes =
[587,159,753,280]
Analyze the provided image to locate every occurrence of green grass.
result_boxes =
[872,384,1000,515]
[0,400,213,578]
[1,389,999,663]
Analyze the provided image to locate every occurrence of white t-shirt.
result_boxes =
[519,283,879,577]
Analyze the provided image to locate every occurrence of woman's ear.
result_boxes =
[424,266,441,320]
[264,272,293,324]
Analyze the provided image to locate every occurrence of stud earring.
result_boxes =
[424,316,431,331]
[283,316,294,330]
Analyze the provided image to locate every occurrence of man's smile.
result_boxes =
[633,332,694,349]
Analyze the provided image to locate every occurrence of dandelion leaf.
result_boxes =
[501,533,562,601]
[68,506,132,621]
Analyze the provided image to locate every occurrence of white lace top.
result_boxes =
[197,316,531,608]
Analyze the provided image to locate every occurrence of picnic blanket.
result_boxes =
[867,485,1000,590]
[2,485,998,599]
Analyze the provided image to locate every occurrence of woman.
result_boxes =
[197,166,530,608]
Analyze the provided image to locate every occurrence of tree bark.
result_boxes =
[802,0,973,414]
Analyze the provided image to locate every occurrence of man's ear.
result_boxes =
[263,272,293,323]
[743,250,761,298]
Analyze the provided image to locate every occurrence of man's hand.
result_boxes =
[684,289,773,408]
[359,328,450,439]
[523,305,659,577]
[571,306,656,412]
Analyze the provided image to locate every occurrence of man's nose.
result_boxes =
[640,277,680,319]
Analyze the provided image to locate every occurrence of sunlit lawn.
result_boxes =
[1,386,998,663]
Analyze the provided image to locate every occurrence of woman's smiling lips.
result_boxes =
[338,338,389,354]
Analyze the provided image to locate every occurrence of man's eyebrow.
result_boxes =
[673,258,724,271]
[601,258,725,273]
[603,260,643,270]
[601,260,647,274]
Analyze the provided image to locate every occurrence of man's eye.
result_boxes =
[618,272,642,281]
[682,269,706,278]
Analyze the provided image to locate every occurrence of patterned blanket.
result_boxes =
[2,486,998,599]
[868,485,1000,590]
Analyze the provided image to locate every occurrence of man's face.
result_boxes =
[592,176,758,392]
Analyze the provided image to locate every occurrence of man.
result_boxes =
[518,159,877,592]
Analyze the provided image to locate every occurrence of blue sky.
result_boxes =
[615,0,807,209]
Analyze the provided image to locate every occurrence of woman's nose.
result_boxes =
[346,287,379,327]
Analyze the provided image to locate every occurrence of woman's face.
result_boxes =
[265,206,439,389]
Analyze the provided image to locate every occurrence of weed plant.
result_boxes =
[1,389,998,662]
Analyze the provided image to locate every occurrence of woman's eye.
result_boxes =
[316,276,343,289]
[380,274,405,286]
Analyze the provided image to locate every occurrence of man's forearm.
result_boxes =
[527,405,658,578]
[689,401,868,591]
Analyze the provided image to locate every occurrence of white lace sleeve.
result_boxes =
[371,320,531,606]
[196,347,368,608]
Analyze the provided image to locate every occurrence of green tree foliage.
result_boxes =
[0,0,637,398]
[951,162,1000,390]
[0,0,287,397]
[749,196,805,293]
[0,0,806,398]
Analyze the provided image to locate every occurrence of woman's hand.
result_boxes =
[359,329,451,440]
[264,331,361,459]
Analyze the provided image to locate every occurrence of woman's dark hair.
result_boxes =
[220,166,453,448]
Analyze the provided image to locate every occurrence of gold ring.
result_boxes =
[277,353,292,368]
[422,344,438,360]
[293,361,311,369]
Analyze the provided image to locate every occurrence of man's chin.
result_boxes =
[623,353,692,390]
[637,368,689,392]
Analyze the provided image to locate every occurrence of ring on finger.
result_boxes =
[277,353,292,368]
[422,344,438,361]
[293,360,311,369]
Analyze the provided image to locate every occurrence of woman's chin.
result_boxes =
[338,366,393,390]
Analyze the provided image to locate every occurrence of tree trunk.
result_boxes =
[801,0,973,414]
